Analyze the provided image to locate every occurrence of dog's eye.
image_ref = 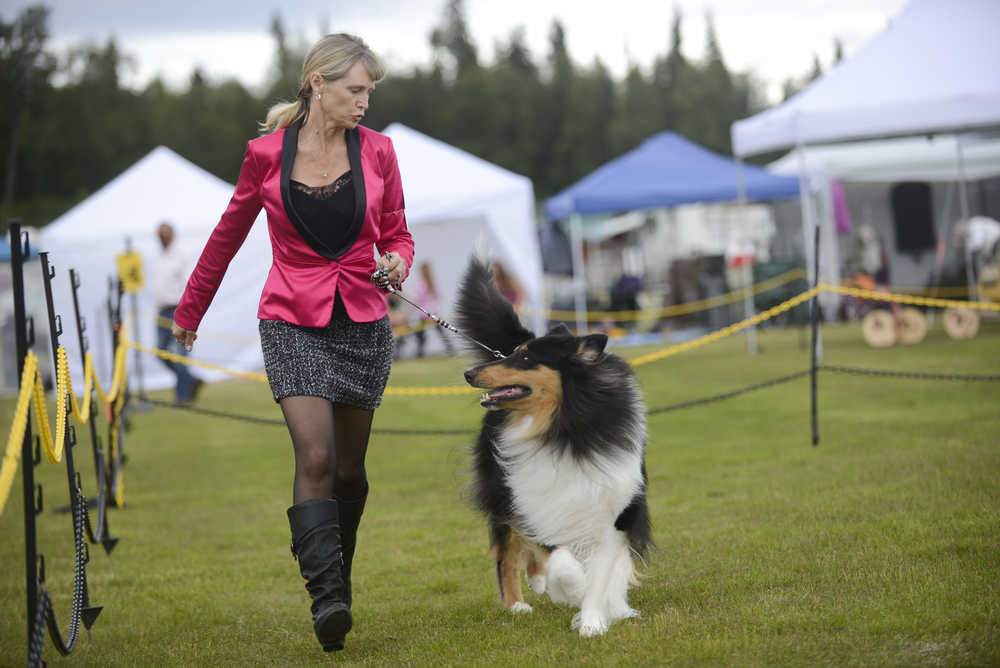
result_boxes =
[521,354,530,362]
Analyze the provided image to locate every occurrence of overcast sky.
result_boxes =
[3,0,909,102]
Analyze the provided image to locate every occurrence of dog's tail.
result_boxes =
[454,257,534,362]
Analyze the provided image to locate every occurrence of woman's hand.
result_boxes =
[171,321,198,352]
[376,251,408,288]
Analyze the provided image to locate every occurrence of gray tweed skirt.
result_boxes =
[259,299,394,409]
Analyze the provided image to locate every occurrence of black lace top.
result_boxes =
[289,170,356,254]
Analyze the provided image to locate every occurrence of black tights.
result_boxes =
[279,396,374,504]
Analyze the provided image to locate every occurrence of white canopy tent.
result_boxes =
[732,0,1000,314]
[39,146,271,393]
[382,123,544,337]
[767,135,1000,183]
[40,130,543,390]
[731,0,1000,158]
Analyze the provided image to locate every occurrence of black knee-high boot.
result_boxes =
[287,499,352,652]
[335,482,368,609]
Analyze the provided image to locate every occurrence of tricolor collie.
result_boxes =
[454,258,652,637]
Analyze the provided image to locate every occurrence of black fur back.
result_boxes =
[453,258,534,362]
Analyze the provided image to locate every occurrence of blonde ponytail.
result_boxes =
[260,97,308,134]
[258,33,385,135]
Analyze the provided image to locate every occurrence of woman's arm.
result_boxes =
[374,138,414,278]
[173,142,263,334]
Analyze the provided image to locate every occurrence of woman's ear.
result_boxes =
[308,71,324,93]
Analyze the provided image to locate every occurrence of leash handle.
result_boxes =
[371,269,505,359]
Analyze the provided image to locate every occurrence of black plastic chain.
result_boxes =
[819,364,1000,382]
[140,363,1000,430]
[45,487,89,656]
[140,396,476,434]
[28,586,49,667]
[647,370,812,415]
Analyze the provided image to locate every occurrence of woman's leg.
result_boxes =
[331,403,374,499]
[280,396,336,503]
[280,395,353,651]
[331,403,375,608]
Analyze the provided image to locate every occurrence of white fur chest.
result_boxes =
[497,417,643,553]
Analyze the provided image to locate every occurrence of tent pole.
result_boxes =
[569,213,587,334]
[736,158,757,354]
[796,141,822,446]
[955,135,978,301]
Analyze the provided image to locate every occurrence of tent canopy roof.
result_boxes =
[382,122,533,225]
[543,131,799,220]
[43,146,236,247]
[732,0,1000,158]
[767,134,1000,182]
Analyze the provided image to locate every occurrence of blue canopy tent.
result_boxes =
[544,131,798,220]
[542,131,799,338]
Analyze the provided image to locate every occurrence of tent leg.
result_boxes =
[956,136,978,301]
[735,158,758,355]
[569,214,587,334]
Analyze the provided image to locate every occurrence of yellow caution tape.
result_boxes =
[536,268,808,322]
[0,353,40,516]
[630,287,819,367]
[125,282,998,397]
[0,324,131,515]
[819,283,1000,311]
[127,341,269,382]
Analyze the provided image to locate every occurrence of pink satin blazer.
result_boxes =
[173,123,414,331]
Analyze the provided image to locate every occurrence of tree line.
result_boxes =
[1,1,836,230]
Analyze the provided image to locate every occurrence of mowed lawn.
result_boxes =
[1,321,998,666]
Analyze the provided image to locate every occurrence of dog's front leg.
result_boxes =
[570,530,633,637]
[545,547,585,606]
[493,527,532,613]
[525,543,550,594]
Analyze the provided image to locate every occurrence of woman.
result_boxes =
[171,34,413,652]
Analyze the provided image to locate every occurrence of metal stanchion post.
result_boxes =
[810,222,820,446]
[9,221,40,659]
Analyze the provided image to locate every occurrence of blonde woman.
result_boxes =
[171,34,413,652]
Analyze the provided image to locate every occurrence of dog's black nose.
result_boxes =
[464,369,476,385]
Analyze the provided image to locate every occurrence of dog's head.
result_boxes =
[464,323,608,417]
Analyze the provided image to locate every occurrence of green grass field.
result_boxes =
[1,321,999,666]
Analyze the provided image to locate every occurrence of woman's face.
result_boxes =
[314,61,375,129]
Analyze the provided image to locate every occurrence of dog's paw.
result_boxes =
[546,549,585,606]
[611,606,640,621]
[527,574,546,594]
[570,611,609,637]
[509,602,533,614]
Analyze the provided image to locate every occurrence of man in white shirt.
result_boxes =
[153,221,201,403]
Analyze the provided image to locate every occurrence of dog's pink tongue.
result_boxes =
[491,388,519,400]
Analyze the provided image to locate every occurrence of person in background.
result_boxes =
[152,221,202,404]
[169,34,413,653]
[407,261,454,357]
[491,260,523,309]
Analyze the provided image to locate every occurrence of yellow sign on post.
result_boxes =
[116,252,144,293]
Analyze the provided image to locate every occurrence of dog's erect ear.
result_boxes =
[547,323,573,337]
[576,333,608,362]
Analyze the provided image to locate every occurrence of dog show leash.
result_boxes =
[371,266,506,360]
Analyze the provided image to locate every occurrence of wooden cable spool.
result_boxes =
[943,307,980,339]
[862,309,896,347]
[895,307,927,345]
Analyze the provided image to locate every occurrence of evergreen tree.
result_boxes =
[1,4,55,218]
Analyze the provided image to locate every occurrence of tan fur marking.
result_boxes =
[496,530,552,608]
[498,530,526,609]
[473,364,562,436]
[525,543,549,580]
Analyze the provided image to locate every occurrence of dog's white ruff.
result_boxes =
[498,414,645,636]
